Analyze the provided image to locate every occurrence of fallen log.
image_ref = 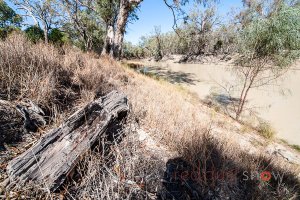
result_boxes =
[0,99,45,147]
[6,90,129,191]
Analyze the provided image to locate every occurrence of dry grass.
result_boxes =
[1,34,299,199]
[257,121,276,139]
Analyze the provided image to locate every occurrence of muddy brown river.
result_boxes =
[131,59,300,145]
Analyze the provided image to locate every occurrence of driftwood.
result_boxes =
[6,90,129,191]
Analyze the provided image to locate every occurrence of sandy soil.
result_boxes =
[130,59,300,146]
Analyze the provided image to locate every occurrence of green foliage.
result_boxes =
[290,144,300,152]
[25,26,44,43]
[238,5,300,67]
[122,41,145,58]
[0,0,22,39]
[49,28,68,46]
[0,0,22,28]
[96,0,119,26]
[61,2,105,53]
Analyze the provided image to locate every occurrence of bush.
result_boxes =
[25,25,44,43]
[49,28,68,46]
[257,121,276,139]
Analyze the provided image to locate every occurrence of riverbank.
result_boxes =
[1,36,300,198]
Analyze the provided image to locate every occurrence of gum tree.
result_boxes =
[13,0,61,43]
[101,0,214,59]
[233,4,300,120]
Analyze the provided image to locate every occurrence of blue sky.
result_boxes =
[125,0,243,44]
[5,0,243,44]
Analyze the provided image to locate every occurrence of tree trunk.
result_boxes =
[101,25,114,56]
[44,30,48,44]
[102,0,143,59]
[111,0,130,59]
[6,91,129,191]
[42,22,49,44]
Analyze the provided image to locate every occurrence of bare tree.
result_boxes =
[231,58,289,120]
[13,0,60,43]
[153,26,163,61]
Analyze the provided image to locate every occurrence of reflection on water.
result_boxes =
[127,60,300,145]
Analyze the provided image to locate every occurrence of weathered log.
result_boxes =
[0,99,45,147]
[6,90,129,191]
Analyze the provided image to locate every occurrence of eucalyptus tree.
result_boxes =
[181,2,219,55]
[98,0,141,58]
[101,0,215,59]
[59,0,105,52]
[96,0,119,55]
[232,4,300,120]
[13,0,61,43]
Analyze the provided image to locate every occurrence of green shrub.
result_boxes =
[290,145,300,152]
[49,28,68,46]
[25,25,44,43]
[0,0,22,40]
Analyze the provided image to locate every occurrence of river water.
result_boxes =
[130,59,300,145]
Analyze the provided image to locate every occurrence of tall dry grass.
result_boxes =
[0,33,128,119]
[1,34,299,199]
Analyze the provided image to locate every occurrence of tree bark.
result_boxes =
[101,25,114,56]
[6,91,129,191]
[111,0,130,59]
[41,22,49,44]
[102,0,143,59]
[44,28,49,44]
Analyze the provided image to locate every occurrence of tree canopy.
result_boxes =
[0,0,22,28]
[238,4,300,67]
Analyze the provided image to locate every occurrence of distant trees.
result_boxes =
[1,0,219,58]
[124,1,231,59]
[59,0,105,52]
[153,26,163,61]
[0,0,22,39]
[99,0,215,59]
[13,0,61,43]
[180,2,219,55]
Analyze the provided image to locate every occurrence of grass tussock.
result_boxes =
[257,121,276,139]
[1,34,299,199]
[291,145,300,153]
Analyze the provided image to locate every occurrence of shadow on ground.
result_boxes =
[126,63,199,85]
[203,93,242,117]
[157,135,300,200]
